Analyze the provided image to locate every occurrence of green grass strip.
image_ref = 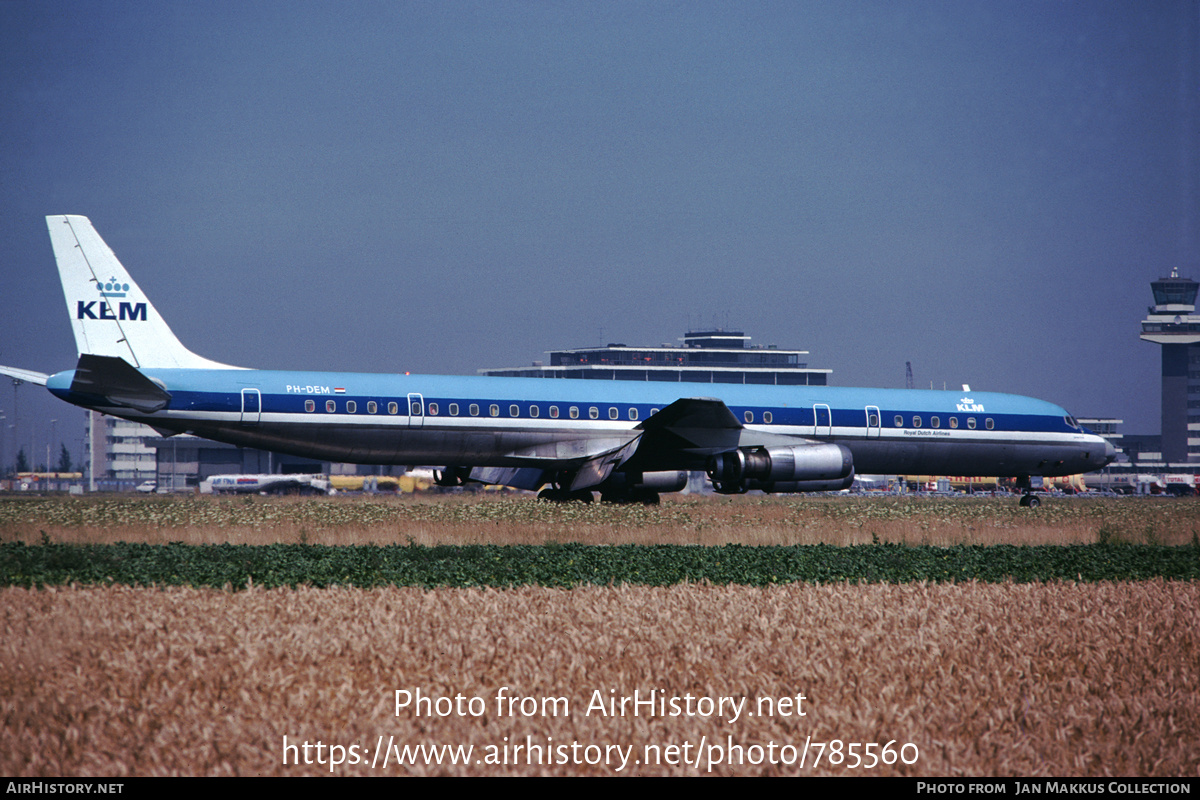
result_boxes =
[2,542,1199,589]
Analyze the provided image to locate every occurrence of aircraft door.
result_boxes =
[865,405,881,438]
[814,404,832,438]
[406,393,425,428]
[240,388,261,425]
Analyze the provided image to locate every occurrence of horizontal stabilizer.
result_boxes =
[0,365,49,386]
[69,354,172,413]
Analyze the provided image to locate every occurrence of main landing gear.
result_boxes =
[537,487,594,503]
[536,485,662,504]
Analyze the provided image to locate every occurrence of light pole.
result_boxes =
[48,419,57,474]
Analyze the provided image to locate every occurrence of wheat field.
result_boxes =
[2,494,1198,777]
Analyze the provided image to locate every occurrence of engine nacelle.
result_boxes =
[707,444,853,494]
[603,470,689,493]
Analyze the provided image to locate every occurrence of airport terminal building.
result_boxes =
[480,328,831,385]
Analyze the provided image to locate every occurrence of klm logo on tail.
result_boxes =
[77,277,147,321]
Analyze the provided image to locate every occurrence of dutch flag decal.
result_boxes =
[334,387,346,394]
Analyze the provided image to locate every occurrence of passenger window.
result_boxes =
[913,416,922,428]
[867,412,878,427]
[428,402,438,415]
[950,417,958,429]
[744,410,754,423]
[530,405,539,418]
[968,417,976,429]
[326,400,336,413]
[608,407,618,420]
[550,406,559,418]
[347,400,357,414]
[589,407,599,420]
[628,407,638,421]
[510,404,519,417]
[986,418,994,430]
[410,400,422,416]
[469,403,479,416]
[894,415,903,427]
[305,399,315,413]
[931,416,939,428]
[388,402,399,415]
[569,406,579,419]
[490,404,499,417]
[367,401,377,414]
[763,411,773,424]
[651,408,659,415]
[449,403,458,416]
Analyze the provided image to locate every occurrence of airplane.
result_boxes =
[201,473,333,495]
[0,215,1116,507]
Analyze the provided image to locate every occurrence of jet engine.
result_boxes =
[707,444,854,494]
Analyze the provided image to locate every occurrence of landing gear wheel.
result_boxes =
[1019,493,1040,508]
[537,488,593,503]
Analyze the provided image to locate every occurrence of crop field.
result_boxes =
[2,493,1198,777]
[3,492,1200,548]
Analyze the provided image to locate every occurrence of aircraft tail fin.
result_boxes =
[47,215,240,370]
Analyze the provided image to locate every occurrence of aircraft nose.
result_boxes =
[1102,440,1117,466]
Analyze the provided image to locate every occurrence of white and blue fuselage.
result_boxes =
[9,216,1114,502]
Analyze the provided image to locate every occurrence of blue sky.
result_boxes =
[1,1,1195,467]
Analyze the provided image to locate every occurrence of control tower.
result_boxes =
[1140,269,1200,462]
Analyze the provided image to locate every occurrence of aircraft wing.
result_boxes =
[469,433,643,491]
[0,365,49,386]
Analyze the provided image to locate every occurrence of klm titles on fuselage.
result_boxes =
[957,397,985,413]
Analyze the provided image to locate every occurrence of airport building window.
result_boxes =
[744,410,754,423]
[388,402,399,415]
[589,407,599,420]
[967,418,976,429]
[469,404,479,416]
[449,403,459,416]
[530,405,539,418]
[763,411,772,424]
[368,401,378,414]
[570,406,579,419]
[629,407,638,421]
[550,406,559,418]
[894,415,903,427]
[510,404,520,417]
[428,403,438,415]
[950,417,958,428]
[931,416,939,428]
[913,416,922,428]
[985,418,994,430]
[347,401,357,414]
[609,407,618,420]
